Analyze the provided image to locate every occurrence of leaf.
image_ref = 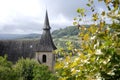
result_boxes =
[98,0,103,2]
[92,13,99,21]
[74,17,77,20]
[77,8,85,16]
[73,22,77,26]
[83,34,89,41]
[88,49,93,54]
[86,3,91,7]
[79,32,84,37]
[65,56,70,62]
[71,68,76,75]
[88,26,96,34]
[107,5,111,10]
[100,21,105,28]
[91,7,95,12]
[77,8,81,13]
[80,53,86,60]
[104,0,111,4]
[101,11,105,16]
[81,26,85,31]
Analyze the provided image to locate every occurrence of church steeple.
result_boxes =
[37,10,57,52]
[43,10,51,30]
[36,10,57,71]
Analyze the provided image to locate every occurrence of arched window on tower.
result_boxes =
[42,55,46,63]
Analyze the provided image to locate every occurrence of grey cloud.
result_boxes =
[0,20,42,34]
[0,0,107,34]
[41,0,107,20]
[43,0,87,19]
[0,17,62,34]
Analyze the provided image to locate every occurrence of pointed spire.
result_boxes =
[43,10,51,30]
[37,10,57,52]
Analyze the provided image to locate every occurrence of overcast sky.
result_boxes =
[0,0,107,34]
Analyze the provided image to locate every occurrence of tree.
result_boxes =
[0,56,57,80]
[14,58,57,80]
[0,55,16,80]
[55,0,120,80]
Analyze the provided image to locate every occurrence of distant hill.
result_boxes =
[52,26,79,38]
[0,34,41,40]
[52,26,80,48]
[0,26,80,40]
[0,26,81,48]
[20,34,41,39]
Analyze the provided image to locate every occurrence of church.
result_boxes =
[0,11,57,71]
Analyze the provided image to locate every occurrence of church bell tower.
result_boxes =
[36,10,57,71]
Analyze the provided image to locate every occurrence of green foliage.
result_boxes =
[0,55,16,80]
[14,58,57,80]
[55,0,120,80]
[0,57,57,80]
[77,8,85,17]
[14,58,36,80]
[33,64,57,80]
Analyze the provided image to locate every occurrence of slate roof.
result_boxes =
[37,10,57,52]
[0,40,39,62]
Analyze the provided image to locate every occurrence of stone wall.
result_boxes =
[36,52,55,71]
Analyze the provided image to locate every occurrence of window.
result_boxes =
[42,55,46,63]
